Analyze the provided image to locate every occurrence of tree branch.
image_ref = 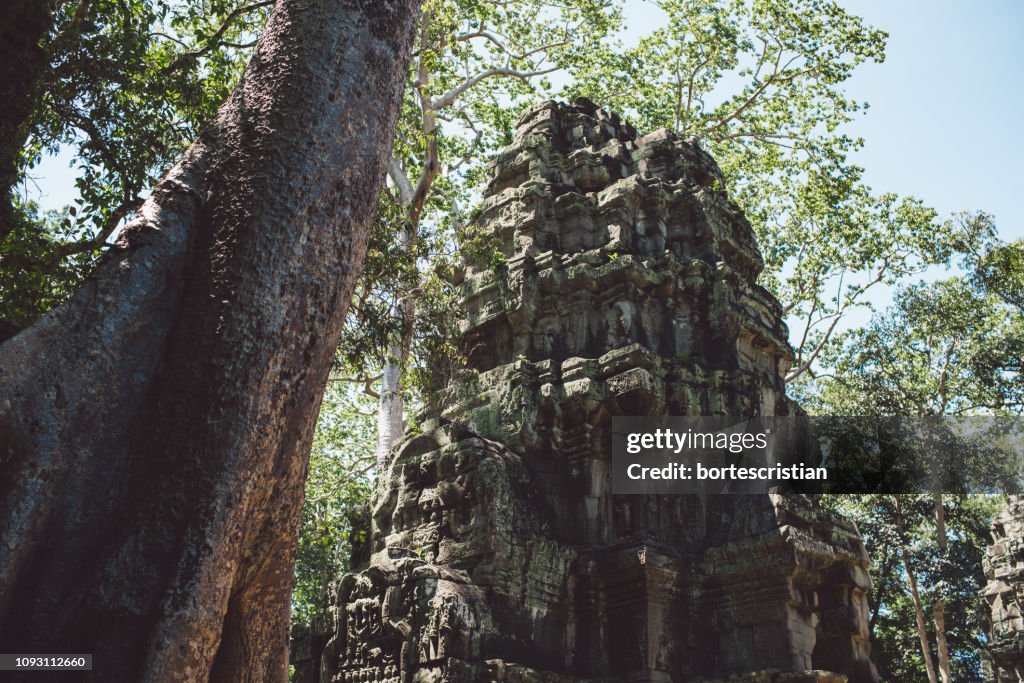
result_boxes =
[327,373,384,400]
[786,259,891,381]
[52,0,94,47]
[707,52,806,137]
[56,195,143,257]
[388,156,414,207]
[428,65,559,110]
[161,0,272,74]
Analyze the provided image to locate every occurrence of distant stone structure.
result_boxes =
[319,99,877,683]
[982,495,1024,682]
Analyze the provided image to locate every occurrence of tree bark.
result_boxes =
[895,496,939,683]
[933,493,953,683]
[374,9,437,468]
[0,0,54,244]
[0,0,418,680]
[375,331,410,467]
[903,548,938,683]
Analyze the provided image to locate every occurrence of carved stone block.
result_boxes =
[982,496,1024,682]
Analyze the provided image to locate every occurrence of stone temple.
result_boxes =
[318,99,878,683]
[982,495,1024,682]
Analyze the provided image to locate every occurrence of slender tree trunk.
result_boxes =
[374,9,440,468]
[933,493,953,683]
[904,550,938,683]
[0,1,418,680]
[374,221,418,469]
[0,0,53,244]
[896,496,939,683]
[376,317,411,467]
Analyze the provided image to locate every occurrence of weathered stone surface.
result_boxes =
[321,99,877,682]
[292,622,333,683]
[982,495,1024,682]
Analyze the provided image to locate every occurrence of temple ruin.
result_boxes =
[318,99,878,683]
[983,495,1024,682]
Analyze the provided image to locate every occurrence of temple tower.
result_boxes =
[321,99,877,683]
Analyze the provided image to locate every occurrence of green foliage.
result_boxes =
[337,197,421,370]
[5,5,1017,674]
[973,237,1024,313]
[807,274,1024,416]
[3,0,267,324]
[810,242,1023,678]
[291,383,376,630]
[25,0,265,216]
[826,494,1006,682]
[341,0,623,403]
[0,200,97,327]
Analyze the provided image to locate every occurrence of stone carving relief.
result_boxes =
[320,99,878,683]
[983,496,1024,682]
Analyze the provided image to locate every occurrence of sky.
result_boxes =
[836,0,1024,241]
[604,0,1024,334]
[616,0,1024,242]
[29,0,1024,242]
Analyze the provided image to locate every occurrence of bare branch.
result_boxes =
[55,104,133,185]
[409,149,439,227]
[515,39,570,62]
[786,311,844,382]
[683,54,711,133]
[328,373,383,384]
[363,380,381,400]
[388,156,415,207]
[707,52,806,137]
[793,289,822,371]
[452,10,576,68]
[220,39,258,49]
[149,32,191,49]
[447,115,484,174]
[327,372,384,400]
[428,65,559,111]
[786,258,891,381]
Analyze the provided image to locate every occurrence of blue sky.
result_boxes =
[30,0,1023,242]
[619,0,1024,240]
[838,0,1024,241]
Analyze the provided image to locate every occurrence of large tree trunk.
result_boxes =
[0,0,53,244]
[0,0,418,680]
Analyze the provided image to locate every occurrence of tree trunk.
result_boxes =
[933,599,950,683]
[896,496,939,683]
[0,0,53,244]
[375,332,409,467]
[0,0,418,680]
[933,493,953,683]
[903,549,939,683]
[374,7,442,469]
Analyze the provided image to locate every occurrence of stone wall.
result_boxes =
[318,99,877,683]
[982,495,1024,682]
